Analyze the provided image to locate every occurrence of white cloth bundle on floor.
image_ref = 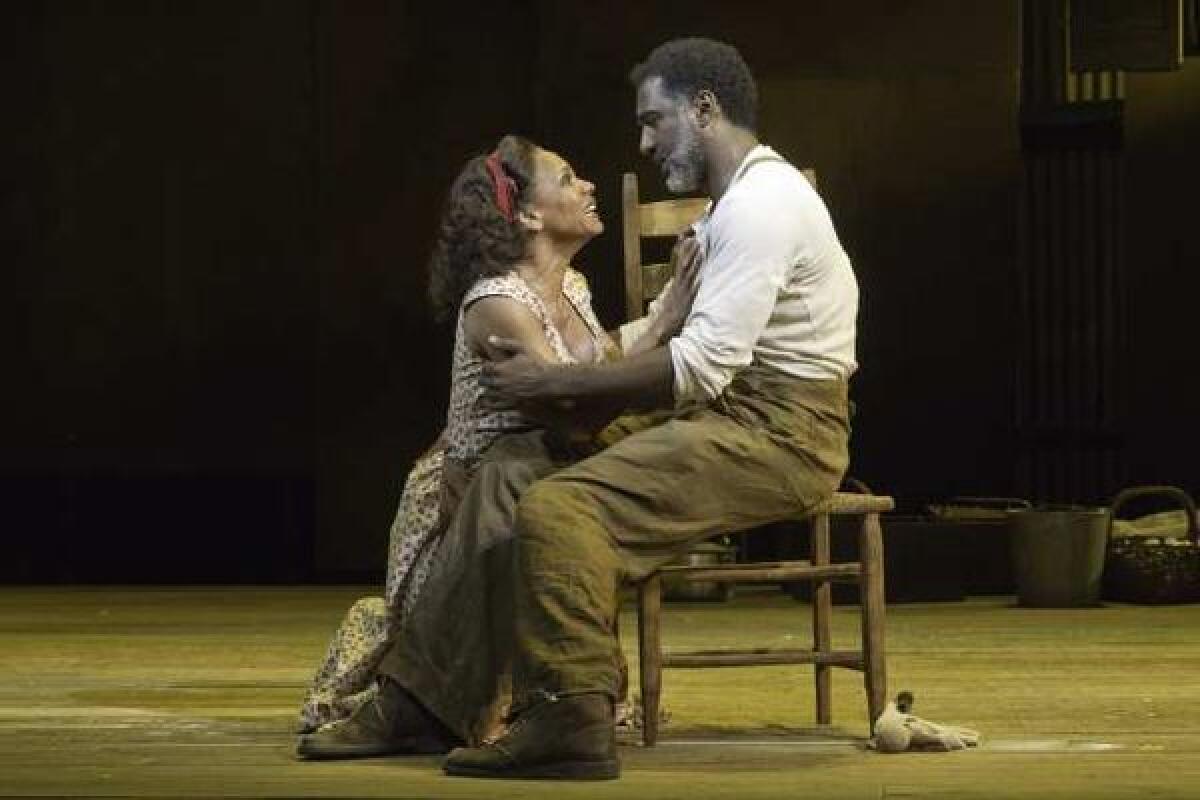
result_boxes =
[870,699,981,753]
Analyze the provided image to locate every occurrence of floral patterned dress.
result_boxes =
[298,269,609,733]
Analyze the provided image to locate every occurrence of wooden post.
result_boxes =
[860,512,887,731]
[637,573,663,746]
[811,513,832,725]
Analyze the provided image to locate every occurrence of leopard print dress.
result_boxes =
[297,269,608,733]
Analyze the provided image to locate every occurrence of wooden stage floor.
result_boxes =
[2,587,1199,798]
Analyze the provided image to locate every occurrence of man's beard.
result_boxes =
[664,127,705,194]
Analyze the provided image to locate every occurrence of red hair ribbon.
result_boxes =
[485,151,516,223]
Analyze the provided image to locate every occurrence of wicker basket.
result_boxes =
[1103,486,1200,604]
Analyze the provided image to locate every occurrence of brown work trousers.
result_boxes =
[379,365,850,742]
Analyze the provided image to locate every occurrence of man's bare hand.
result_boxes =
[479,336,554,409]
[671,231,702,290]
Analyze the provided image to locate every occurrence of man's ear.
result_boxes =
[692,89,720,128]
[518,206,543,233]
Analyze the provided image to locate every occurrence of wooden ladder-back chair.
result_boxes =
[620,169,894,746]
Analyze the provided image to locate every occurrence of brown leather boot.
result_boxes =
[442,692,618,780]
[295,677,461,760]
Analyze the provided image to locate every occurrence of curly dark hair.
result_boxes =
[629,37,758,131]
[428,134,538,321]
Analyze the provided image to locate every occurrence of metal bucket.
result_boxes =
[1011,506,1110,607]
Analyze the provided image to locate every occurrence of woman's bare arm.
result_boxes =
[463,296,560,365]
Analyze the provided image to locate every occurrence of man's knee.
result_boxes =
[516,479,620,595]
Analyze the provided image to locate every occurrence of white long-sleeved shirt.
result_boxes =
[620,145,858,405]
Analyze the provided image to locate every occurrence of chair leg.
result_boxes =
[859,511,887,733]
[637,573,663,747]
[811,513,832,726]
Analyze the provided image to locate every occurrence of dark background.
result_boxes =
[3,0,1197,583]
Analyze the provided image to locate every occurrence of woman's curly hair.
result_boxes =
[428,135,537,321]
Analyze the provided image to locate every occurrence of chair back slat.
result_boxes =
[638,197,709,238]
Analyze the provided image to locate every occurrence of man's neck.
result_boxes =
[704,129,760,205]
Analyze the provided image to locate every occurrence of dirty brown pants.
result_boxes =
[379,365,850,739]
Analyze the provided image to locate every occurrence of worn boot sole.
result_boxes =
[444,758,619,780]
[295,734,451,761]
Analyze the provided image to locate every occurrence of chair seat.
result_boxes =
[816,492,895,515]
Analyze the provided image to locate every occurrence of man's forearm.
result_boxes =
[544,345,674,408]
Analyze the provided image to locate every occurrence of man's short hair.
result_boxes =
[629,37,758,131]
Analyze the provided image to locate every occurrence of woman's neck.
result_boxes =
[516,236,580,305]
